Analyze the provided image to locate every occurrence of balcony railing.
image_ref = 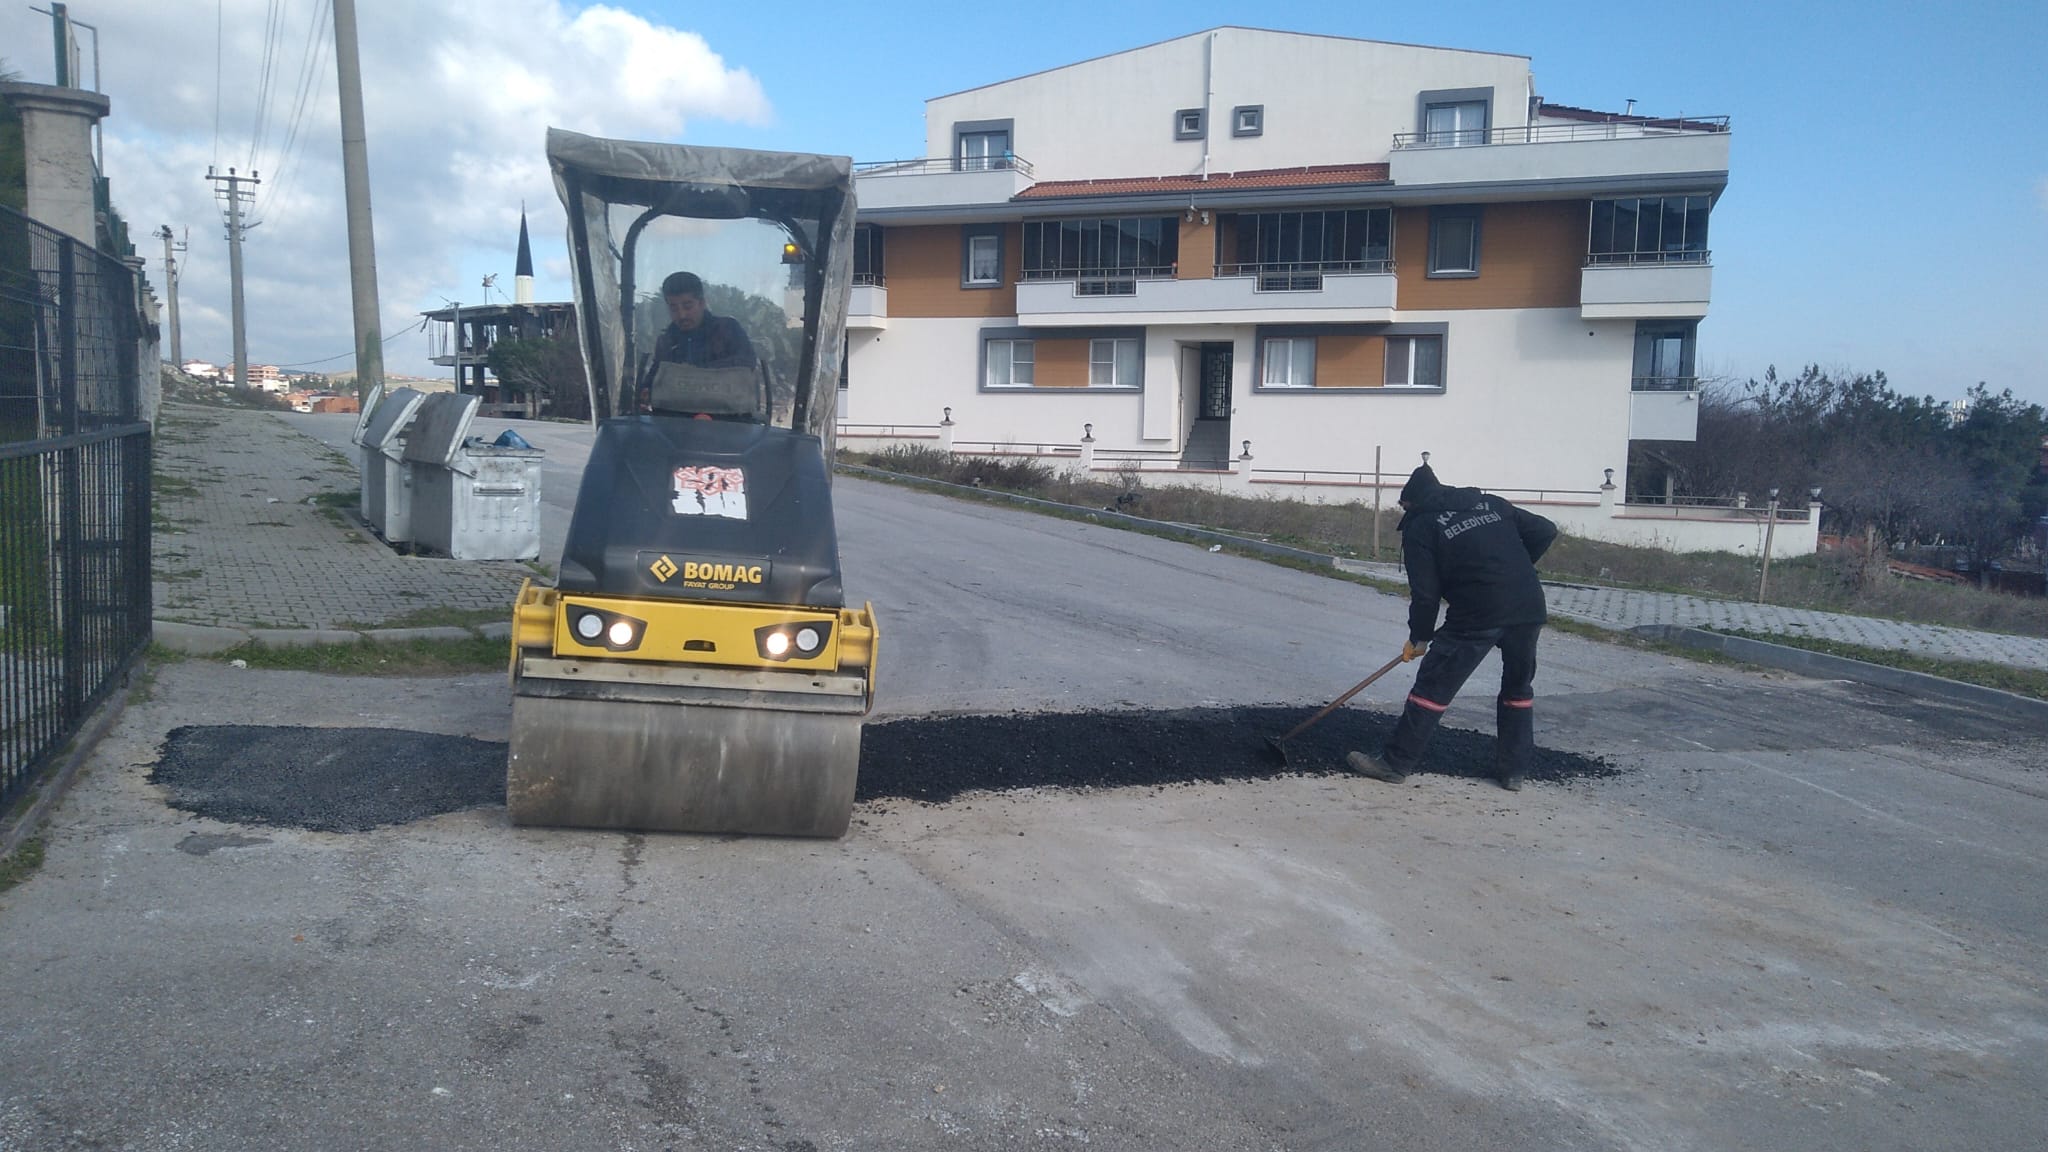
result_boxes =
[1393,116,1729,149]
[1216,259,1394,293]
[854,154,1037,178]
[1632,375,1700,393]
[1586,250,1712,267]
[851,271,885,286]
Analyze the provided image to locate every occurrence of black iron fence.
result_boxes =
[0,206,152,814]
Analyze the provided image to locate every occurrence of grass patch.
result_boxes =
[522,559,554,579]
[0,837,45,893]
[211,634,505,676]
[1707,628,2048,701]
[337,605,505,631]
[153,474,203,500]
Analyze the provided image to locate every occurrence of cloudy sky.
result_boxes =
[3,0,2043,402]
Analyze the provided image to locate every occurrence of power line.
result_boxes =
[247,0,289,174]
[211,0,223,165]
[252,0,331,228]
[272,321,421,369]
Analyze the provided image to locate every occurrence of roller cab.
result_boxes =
[508,131,873,837]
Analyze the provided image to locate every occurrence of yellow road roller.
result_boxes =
[506,129,876,837]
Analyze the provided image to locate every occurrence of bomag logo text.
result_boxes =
[682,561,764,584]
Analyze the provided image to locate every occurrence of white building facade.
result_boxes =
[838,29,1781,551]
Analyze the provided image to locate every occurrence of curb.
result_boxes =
[836,463,1342,568]
[1630,625,2048,730]
[151,618,511,654]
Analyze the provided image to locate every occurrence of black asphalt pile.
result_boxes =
[148,711,1621,832]
[856,706,1620,804]
[150,725,508,833]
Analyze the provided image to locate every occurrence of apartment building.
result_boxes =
[841,27,1729,515]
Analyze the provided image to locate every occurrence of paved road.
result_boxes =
[3,422,2043,1150]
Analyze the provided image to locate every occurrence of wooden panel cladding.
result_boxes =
[1177,214,1215,279]
[885,225,1021,318]
[1032,337,1090,387]
[1316,334,1385,387]
[1395,201,1585,311]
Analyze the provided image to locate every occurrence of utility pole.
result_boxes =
[206,167,259,391]
[155,224,186,366]
[332,0,384,404]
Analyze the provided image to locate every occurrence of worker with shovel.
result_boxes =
[1347,464,1557,790]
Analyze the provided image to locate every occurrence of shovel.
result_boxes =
[1261,652,1407,767]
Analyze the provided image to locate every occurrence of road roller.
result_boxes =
[506,129,876,837]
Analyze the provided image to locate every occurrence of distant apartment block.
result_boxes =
[841,27,1732,532]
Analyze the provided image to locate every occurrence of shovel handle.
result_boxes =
[1279,652,1408,743]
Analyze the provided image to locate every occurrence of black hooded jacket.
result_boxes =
[1399,474,1557,644]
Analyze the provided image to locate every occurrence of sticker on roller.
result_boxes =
[672,465,747,519]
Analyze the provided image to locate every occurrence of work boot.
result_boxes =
[1344,751,1407,784]
[1498,770,1525,792]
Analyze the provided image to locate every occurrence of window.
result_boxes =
[1589,196,1711,264]
[1385,335,1444,388]
[1632,322,1696,390]
[962,226,1004,287]
[1423,99,1488,146]
[1428,208,1480,276]
[1175,108,1206,140]
[1226,208,1392,274]
[852,224,884,285]
[1232,105,1263,137]
[958,129,1011,172]
[1261,338,1316,388]
[1089,338,1141,387]
[1021,217,1178,279]
[986,339,1034,388]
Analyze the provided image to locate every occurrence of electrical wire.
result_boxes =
[251,0,332,228]
[272,320,424,369]
[246,0,289,175]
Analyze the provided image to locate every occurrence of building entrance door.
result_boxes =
[1199,343,1232,420]
[1182,342,1235,469]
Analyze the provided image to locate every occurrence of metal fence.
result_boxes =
[0,206,152,814]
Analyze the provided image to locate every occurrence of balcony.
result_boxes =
[853,155,1036,212]
[1015,262,1398,326]
[1387,118,1729,190]
[847,276,887,330]
[1630,377,1700,442]
[1581,255,1713,319]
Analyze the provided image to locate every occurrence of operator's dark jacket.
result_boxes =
[652,314,755,370]
[1399,473,1558,644]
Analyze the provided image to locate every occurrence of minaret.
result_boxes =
[514,208,535,304]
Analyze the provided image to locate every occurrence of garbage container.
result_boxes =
[355,385,427,544]
[404,392,544,561]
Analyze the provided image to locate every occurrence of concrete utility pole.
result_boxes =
[331,0,384,404]
[206,167,259,391]
[155,224,186,365]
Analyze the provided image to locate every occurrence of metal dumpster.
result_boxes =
[354,385,427,545]
[403,392,544,561]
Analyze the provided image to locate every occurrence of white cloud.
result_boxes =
[2,2,770,374]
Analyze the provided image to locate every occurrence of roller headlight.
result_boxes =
[567,606,645,653]
[755,620,832,661]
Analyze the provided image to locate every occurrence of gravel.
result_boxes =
[150,710,1618,832]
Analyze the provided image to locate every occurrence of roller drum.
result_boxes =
[507,689,861,837]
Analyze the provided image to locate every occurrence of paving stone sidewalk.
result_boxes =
[152,402,530,633]
[1336,559,2048,673]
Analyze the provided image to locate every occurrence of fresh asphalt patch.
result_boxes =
[149,711,1620,833]
[855,706,1621,804]
[150,726,508,833]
